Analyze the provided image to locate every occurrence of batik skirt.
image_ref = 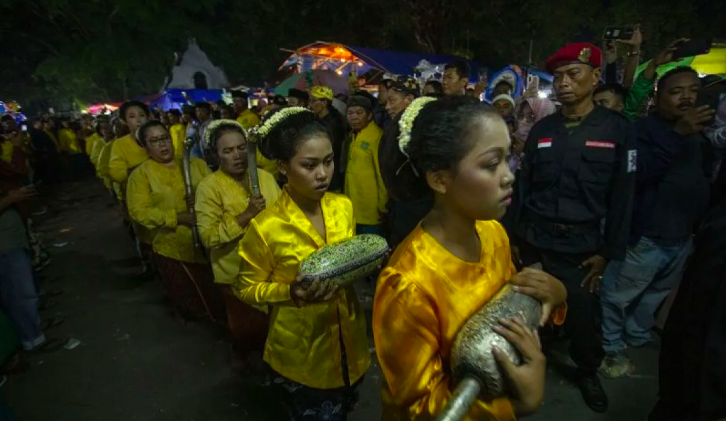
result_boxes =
[271,373,363,421]
[271,328,363,421]
[153,253,225,322]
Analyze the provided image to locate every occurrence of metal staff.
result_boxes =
[182,122,202,250]
[246,127,261,197]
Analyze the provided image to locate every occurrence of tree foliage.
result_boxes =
[0,0,720,112]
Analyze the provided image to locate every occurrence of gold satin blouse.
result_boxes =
[126,158,211,263]
[108,134,149,184]
[233,189,371,389]
[375,220,547,421]
[195,169,281,284]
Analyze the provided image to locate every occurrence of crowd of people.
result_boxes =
[1,30,725,421]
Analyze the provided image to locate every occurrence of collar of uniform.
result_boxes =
[557,103,609,127]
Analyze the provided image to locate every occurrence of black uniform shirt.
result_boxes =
[510,105,637,260]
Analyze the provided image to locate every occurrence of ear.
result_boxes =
[425,169,453,195]
[278,160,288,176]
[591,67,602,87]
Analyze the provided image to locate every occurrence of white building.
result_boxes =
[164,38,230,90]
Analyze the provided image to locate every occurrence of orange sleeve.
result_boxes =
[550,302,567,325]
[374,269,516,421]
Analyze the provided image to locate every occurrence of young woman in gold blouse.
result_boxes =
[126,120,223,321]
[195,119,281,373]
[374,96,568,420]
[232,107,369,420]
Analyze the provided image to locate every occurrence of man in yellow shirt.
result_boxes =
[343,95,387,235]
[232,90,260,130]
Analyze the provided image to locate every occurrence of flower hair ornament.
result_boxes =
[397,96,437,176]
[244,106,310,196]
[248,106,310,144]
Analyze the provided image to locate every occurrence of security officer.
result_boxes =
[508,43,637,413]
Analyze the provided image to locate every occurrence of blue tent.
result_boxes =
[347,45,481,83]
[146,89,225,111]
[280,42,481,83]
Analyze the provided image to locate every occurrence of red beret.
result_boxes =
[545,43,602,74]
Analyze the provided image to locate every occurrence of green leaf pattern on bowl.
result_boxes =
[299,234,389,288]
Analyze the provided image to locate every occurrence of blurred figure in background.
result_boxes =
[310,86,347,191]
[287,89,309,108]
[423,80,443,96]
[442,60,470,96]
[509,96,557,173]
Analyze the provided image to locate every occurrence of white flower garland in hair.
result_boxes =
[204,119,245,147]
[398,97,437,157]
[250,106,309,143]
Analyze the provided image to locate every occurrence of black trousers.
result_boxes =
[518,240,605,375]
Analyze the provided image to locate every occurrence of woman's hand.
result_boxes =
[290,275,339,307]
[510,268,567,326]
[245,195,266,219]
[493,317,545,417]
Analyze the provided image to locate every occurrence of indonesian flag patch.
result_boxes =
[585,140,616,149]
[538,138,553,148]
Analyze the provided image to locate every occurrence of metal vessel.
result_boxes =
[435,284,542,421]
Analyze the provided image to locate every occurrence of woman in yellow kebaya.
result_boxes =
[232,107,369,420]
[126,120,222,320]
[374,96,568,420]
[195,119,281,372]
[108,101,150,186]
[97,118,128,200]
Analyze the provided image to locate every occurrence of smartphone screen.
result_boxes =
[527,75,540,92]
[603,26,634,40]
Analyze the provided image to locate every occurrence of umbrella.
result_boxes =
[274,70,349,96]
[635,47,726,78]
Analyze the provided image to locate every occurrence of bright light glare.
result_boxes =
[538,91,548,99]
